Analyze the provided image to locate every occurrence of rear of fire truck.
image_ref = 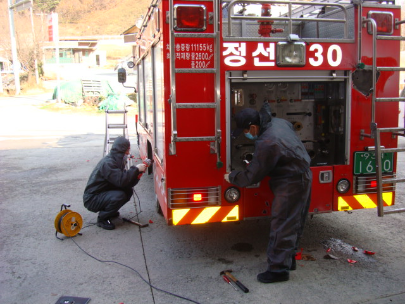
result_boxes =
[136,0,405,226]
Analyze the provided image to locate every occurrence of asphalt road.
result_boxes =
[0,93,404,304]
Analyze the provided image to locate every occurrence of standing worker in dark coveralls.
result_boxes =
[83,136,146,230]
[225,102,312,283]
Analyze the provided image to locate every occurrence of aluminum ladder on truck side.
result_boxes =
[360,13,405,217]
[168,0,223,168]
[103,108,129,156]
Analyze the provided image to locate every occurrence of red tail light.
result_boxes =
[368,11,394,35]
[174,5,206,31]
[370,180,377,188]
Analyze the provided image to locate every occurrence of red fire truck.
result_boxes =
[125,0,405,225]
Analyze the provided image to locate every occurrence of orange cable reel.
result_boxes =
[54,204,83,239]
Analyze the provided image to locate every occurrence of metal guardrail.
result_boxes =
[223,0,349,38]
[82,79,102,96]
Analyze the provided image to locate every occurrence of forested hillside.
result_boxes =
[0,0,150,37]
[57,0,151,36]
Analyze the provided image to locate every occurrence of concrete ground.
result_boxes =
[0,93,404,304]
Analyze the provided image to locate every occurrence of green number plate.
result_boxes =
[354,152,393,175]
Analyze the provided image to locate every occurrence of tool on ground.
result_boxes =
[221,273,238,291]
[221,270,249,293]
[54,204,83,240]
[55,295,90,304]
[122,217,149,228]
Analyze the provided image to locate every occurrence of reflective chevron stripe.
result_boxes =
[337,192,393,211]
[172,205,239,225]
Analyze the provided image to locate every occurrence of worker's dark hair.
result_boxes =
[232,108,260,138]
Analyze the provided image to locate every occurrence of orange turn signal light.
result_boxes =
[193,194,203,202]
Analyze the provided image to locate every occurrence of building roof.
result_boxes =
[43,38,98,50]
[121,25,140,43]
[121,25,140,35]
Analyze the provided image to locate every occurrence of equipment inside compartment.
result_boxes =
[230,81,347,170]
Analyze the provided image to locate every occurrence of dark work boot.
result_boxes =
[97,217,115,230]
[110,211,120,219]
[257,271,289,283]
[290,255,297,271]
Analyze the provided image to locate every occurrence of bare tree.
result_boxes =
[0,0,62,88]
[35,0,61,13]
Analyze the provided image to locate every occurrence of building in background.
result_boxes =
[42,37,108,79]
[0,57,12,72]
[121,24,140,44]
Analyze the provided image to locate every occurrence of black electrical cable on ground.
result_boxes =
[131,187,142,218]
[67,187,200,304]
[68,236,201,304]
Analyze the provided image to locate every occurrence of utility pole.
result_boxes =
[8,0,21,95]
[30,6,39,84]
[0,70,3,94]
[48,12,60,102]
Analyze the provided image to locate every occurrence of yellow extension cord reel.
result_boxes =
[54,204,83,240]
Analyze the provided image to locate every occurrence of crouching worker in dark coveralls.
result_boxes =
[225,102,312,283]
[83,136,146,230]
